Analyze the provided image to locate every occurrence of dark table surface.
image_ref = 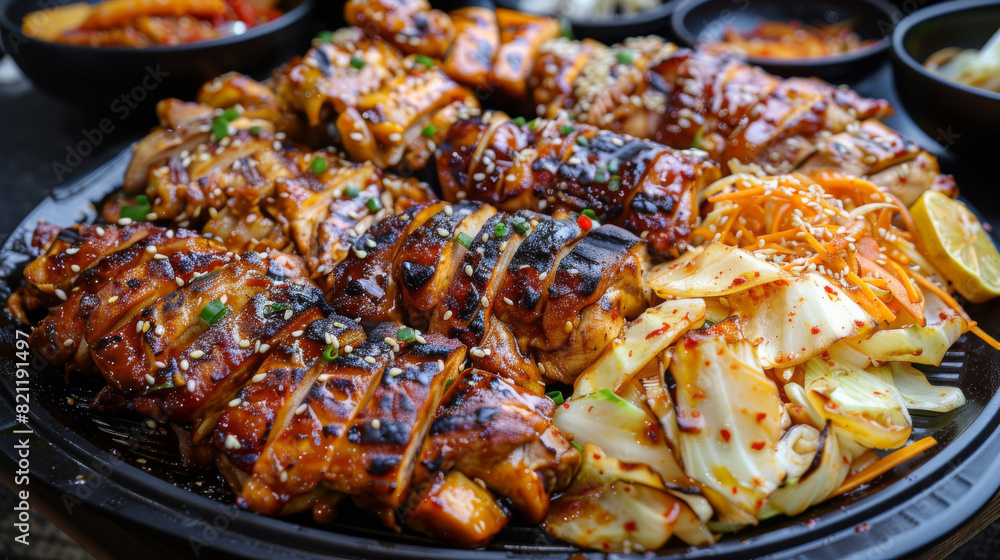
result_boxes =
[0,36,999,559]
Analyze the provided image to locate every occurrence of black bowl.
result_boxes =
[890,0,1000,158]
[494,0,677,45]
[671,0,896,80]
[0,0,314,109]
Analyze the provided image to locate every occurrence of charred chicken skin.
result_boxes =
[17,221,580,548]
[326,200,650,390]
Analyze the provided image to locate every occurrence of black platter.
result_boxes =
[1,142,1000,559]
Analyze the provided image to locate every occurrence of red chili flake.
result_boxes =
[756,412,767,422]
[577,215,592,231]
[854,320,866,327]
[824,285,836,294]
[731,277,746,287]
[750,441,766,451]
[720,429,731,442]
[562,402,570,408]
[811,326,821,334]
[691,410,701,418]
[732,486,739,495]
[684,337,698,349]
[806,518,818,528]
[624,521,638,532]
[645,323,672,339]
[856,523,872,533]
[939,312,949,321]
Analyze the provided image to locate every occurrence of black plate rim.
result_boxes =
[2,149,1000,559]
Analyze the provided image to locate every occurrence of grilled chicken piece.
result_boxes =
[441,7,499,91]
[345,0,454,59]
[491,8,561,102]
[413,369,580,524]
[21,220,579,549]
[269,27,479,170]
[436,112,721,257]
[328,202,650,390]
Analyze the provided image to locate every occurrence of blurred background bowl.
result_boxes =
[671,0,895,80]
[495,0,677,45]
[0,0,314,110]
[890,0,1000,158]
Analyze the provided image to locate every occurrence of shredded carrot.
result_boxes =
[708,185,767,202]
[907,269,971,321]
[832,437,937,497]
[886,259,922,304]
[971,325,1000,352]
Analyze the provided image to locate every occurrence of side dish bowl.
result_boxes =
[670,0,895,80]
[0,0,314,108]
[494,0,677,45]
[890,0,1000,157]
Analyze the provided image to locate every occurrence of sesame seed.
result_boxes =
[55,288,67,301]
[364,356,377,364]
[118,217,133,226]
[108,295,119,304]
[565,321,573,333]
[153,253,168,260]
[365,238,377,248]
[355,249,368,259]
[142,321,151,333]
[220,295,228,304]
[480,296,489,307]
[155,361,167,369]
[145,374,156,384]
[444,206,453,216]
[443,310,453,320]
[389,132,402,142]
[187,379,196,392]
[239,339,251,348]
[371,419,382,429]
[389,367,403,376]
[251,373,266,383]
[95,227,105,236]
[503,297,514,306]
[472,173,486,181]
[350,132,364,141]
[318,373,331,382]
[180,360,190,371]
[464,264,474,276]
[155,325,165,336]
[343,345,353,354]
[176,277,185,287]
[63,338,74,347]
[229,398,242,407]
[224,434,241,450]
[437,227,450,238]
[279,471,288,483]
[415,334,427,344]
[259,343,270,353]
[284,309,293,320]
[292,330,304,338]
[70,264,80,273]
[470,347,486,358]
[295,404,308,415]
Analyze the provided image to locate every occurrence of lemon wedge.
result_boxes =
[911,190,1000,304]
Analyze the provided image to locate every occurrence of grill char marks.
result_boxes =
[435,113,720,257]
[328,202,649,392]
[414,369,579,525]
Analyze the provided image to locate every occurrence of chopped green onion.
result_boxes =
[200,300,228,325]
[315,30,334,43]
[559,17,574,40]
[222,107,239,121]
[211,116,230,142]
[566,114,577,122]
[559,124,574,136]
[512,116,526,127]
[323,344,339,362]
[456,231,473,248]
[422,124,437,138]
[608,177,621,192]
[581,209,597,220]
[691,127,704,150]
[527,118,540,131]
[571,441,583,453]
[366,197,382,213]
[121,194,152,222]
[594,170,606,183]
[616,50,634,65]
[397,327,416,342]
[142,378,175,396]
[415,54,435,68]
[311,156,328,174]
[249,125,262,136]
[345,185,360,199]
[444,377,455,390]
[511,216,530,235]
[546,390,565,406]
[350,56,366,69]
[265,303,290,316]
[494,222,508,238]
[575,136,589,147]
[607,158,620,174]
